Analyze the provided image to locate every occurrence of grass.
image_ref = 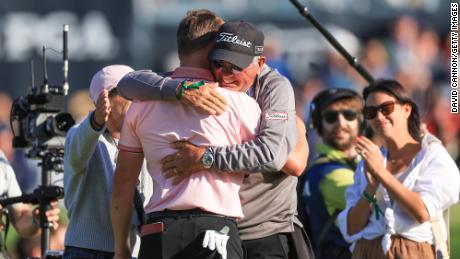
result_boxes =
[450,202,460,259]
[3,203,460,257]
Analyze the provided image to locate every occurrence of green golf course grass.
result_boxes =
[450,202,460,259]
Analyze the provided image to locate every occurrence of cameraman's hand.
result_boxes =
[33,201,60,230]
[94,90,111,127]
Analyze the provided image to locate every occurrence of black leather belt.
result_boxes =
[146,209,236,223]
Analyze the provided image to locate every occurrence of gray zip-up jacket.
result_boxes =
[117,65,299,240]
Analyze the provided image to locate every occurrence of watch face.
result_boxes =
[202,152,213,168]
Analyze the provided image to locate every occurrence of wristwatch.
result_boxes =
[201,147,214,169]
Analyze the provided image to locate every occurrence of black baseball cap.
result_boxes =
[310,88,362,130]
[313,88,361,111]
[209,21,264,69]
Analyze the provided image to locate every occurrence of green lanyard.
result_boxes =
[362,191,384,220]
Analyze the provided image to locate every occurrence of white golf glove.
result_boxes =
[202,226,230,259]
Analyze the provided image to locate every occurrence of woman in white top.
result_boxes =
[337,79,460,259]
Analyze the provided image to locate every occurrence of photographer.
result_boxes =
[0,149,60,240]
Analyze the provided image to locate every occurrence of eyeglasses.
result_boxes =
[363,101,397,120]
[322,110,359,124]
[212,60,243,74]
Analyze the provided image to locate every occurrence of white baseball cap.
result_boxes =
[89,64,134,103]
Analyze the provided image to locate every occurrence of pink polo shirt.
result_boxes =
[119,67,261,218]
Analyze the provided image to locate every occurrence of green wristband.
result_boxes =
[176,80,205,100]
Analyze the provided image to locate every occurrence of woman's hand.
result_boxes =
[363,163,379,192]
[356,136,385,178]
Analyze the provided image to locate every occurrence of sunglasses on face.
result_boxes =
[363,101,397,120]
[108,88,119,98]
[322,110,359,124]
[212,60,243,74]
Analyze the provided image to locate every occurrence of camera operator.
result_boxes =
[0,149,60,244]
[63,65,150,259]
[0,93,40,194]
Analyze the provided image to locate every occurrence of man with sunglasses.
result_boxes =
[298,88,363,259]
[203,21,311,259]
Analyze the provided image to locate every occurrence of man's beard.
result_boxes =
[325,128,355,151]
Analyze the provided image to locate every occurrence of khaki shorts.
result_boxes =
[352,235,435,259]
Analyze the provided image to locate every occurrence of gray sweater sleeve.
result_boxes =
[213,73,297,173]
[64,113,105,173]
[117,70,182,101]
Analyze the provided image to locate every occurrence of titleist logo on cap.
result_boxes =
[216,32,252,48]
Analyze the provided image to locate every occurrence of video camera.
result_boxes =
[3,25,73,257]
[9,24,74,158]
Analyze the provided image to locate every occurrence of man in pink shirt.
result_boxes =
[111,10,260,259]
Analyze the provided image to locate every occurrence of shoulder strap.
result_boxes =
[316,209,340,246]
[429,209,450,259]
[420,144,450,259]
[444,209,450,258]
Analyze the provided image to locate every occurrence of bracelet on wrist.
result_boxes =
[176,80,205,100]
[90,112,104,130]
[362,191,384,220]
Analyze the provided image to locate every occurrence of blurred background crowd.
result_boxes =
[0,0,458,258]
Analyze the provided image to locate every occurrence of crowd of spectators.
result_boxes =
[285,15,458,163]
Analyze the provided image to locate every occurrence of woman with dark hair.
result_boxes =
[337,79,459,258]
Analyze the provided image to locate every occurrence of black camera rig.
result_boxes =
[1,24,74,258]
[10,24,74,155]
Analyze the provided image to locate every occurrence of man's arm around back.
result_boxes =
[111,150,144,259]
